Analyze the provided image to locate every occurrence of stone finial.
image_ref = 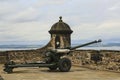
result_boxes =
[59,16,62,22]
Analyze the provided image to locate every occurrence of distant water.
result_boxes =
[0,45,42,51]
[0,45,120,51]
[77,46,120,50]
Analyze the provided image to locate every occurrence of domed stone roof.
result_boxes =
[49,16,73,34]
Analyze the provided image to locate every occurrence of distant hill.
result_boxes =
[71,42,120,47]
[0,40,120,47]
[103,43,120,47]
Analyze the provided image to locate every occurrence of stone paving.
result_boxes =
[0,64,120,80]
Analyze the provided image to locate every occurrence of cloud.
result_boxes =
[108,2,120,11]
[0,22,51,41]
[35,0,68,7]
[5,7,40,23]
[97,20,120,36]
[0,0,120,44]
[72,19,120,42]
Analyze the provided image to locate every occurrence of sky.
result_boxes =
[0,0,120,45]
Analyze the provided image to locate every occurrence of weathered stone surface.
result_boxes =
[0,49,45,63]
[69,50,120,72]
[0,49,120,72]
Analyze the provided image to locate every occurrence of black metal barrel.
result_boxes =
[70,39,102,50]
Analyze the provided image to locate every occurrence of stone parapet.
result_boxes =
[69,50,120,72]
[0,50,120,72]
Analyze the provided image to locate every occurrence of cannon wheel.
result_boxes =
[3,61,15,73]
[49,66,58,71]
[58,58,71,72]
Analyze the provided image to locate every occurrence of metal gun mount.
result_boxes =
[3,39,102,73]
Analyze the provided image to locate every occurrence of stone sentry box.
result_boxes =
[0,16,73,63]
[49,16,73,49]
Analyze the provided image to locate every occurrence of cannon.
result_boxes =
[3,39,101,73]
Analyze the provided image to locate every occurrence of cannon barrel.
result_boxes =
[50,39,102,53]
[70,39,102,50]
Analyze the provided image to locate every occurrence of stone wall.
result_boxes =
[70,50,120,72]
[0,38,55,63]
[0,51,7,63]
[0,49,45,63]
[0,49,120,72]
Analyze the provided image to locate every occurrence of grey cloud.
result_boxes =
[0,0,120,43]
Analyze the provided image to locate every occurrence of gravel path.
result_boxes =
[0,64,120,80]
